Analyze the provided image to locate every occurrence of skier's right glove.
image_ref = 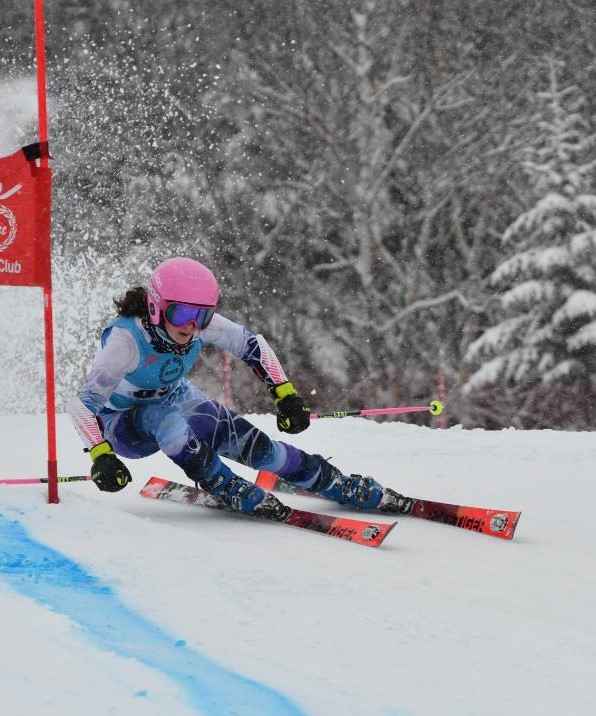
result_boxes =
[89,441,132,492]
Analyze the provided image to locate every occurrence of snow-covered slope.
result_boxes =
[1,413,595,716]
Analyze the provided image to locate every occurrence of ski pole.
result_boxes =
[310,400,444,420]
[0,475,91,486]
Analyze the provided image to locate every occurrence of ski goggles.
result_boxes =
[164,302,215,329]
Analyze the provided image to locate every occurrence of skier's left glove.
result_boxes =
[89,441,132,492]
[272,382,311,434]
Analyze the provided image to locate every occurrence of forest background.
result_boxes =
[1,0,596,429]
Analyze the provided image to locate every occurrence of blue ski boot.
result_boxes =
[202,472,289,519]
[201,472,265,512]
[306,457,384,511]
[282,454,413,513]
[320,472,415,514]
[177,439,290,518]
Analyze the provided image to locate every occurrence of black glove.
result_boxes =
[272,382,311,434]
[89,441,132,492]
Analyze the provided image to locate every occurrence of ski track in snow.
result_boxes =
[2,413,596,716]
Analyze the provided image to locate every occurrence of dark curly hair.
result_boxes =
[114,286,149,319]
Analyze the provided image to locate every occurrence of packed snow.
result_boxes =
[2,412,596,716]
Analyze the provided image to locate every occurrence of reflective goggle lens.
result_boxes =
[164,302,215,328]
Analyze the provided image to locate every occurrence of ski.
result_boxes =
[255,472,521,541]
[406,498,520,540]
[140,477,397,549]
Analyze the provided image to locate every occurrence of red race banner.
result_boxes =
[0,142,52,288]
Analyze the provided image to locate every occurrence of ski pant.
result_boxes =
[97,396,321,488]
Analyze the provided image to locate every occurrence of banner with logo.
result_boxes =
[0,143,52,288]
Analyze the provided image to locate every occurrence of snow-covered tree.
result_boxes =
[202,0,482,409]
[465,58,596,427]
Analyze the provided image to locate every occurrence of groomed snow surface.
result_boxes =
[1,413,595,716]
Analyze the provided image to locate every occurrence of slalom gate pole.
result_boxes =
[34,0,59,504]
[310,400,444,420]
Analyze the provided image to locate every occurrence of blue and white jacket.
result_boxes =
[67,313,288,448]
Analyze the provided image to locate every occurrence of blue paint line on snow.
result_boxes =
[0,513,308,716]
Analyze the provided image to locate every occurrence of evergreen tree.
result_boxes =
[465,58,596,427]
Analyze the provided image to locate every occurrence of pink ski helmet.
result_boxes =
[147,257,220,328]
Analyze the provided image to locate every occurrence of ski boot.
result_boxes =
[299,456,414,514]
[199,473,263,513]
[202,473,290,519]
[313,459,384,511]
[179,441,278,515]
[322,476,415,515]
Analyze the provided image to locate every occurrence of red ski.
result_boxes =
[407,499,520,540]
[140,477,397,549]
[255,472,521,541]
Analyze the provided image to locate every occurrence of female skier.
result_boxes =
[68,257,411,518]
